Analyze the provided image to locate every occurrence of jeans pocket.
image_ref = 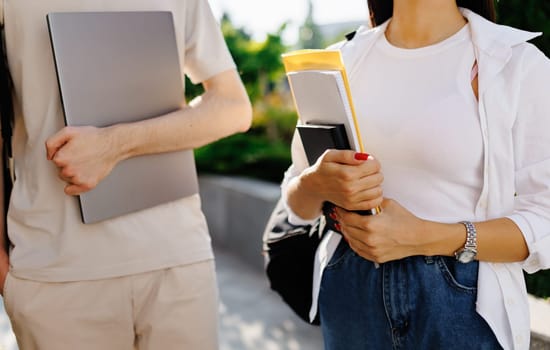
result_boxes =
[435,256,478,294]
[325,241,353,270]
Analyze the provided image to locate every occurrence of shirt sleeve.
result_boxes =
[280,129,321,226]
[183,0,235,84]
[506,44,550,273]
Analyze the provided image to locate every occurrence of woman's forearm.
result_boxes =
[421,217,529,262]
[286,173,325,221]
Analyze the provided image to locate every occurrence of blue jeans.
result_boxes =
[319,241,502,350]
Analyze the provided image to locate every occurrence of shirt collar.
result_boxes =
[461,7,541,60]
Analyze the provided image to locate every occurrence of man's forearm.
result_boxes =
[108,69,252,161]
[44,69,252,195]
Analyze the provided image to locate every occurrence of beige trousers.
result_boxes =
[2,260,219,350]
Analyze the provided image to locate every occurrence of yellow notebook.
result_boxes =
[282,49,364,153]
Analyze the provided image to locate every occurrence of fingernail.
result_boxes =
[329,212,338,220]
[354,152,369,161]
[335,223,342,232]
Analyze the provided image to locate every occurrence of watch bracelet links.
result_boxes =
[460,220,477,250]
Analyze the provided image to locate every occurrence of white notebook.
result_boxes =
[287,70,361,152]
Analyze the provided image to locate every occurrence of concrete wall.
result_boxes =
[199,175,280,271]
[199,175,550,348]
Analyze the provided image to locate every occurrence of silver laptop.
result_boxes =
[47,11,199,224]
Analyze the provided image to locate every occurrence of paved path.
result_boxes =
[216,247,323,350]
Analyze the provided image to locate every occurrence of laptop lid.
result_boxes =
[47,11,199,224]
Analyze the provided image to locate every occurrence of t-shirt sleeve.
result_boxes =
[183,0,235,84]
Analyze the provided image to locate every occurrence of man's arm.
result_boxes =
[112,68,252,156]
[46,69,252,195]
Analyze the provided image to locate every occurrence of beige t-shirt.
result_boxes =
[2,0,236,282]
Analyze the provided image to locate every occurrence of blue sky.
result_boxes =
[208,0,369,43]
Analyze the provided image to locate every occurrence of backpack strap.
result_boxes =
[345,31,357,41]
[0,9,13,159]
[0,5,13,251]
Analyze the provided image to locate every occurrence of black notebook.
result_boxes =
[297,123,350,166]
[297,123,377,217]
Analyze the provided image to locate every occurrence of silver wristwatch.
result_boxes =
[454,221,477,264]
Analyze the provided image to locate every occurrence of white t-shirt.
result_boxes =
[352,24,484,223]
[2,0,236,282]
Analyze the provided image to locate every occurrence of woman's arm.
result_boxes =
[286,150,384,220]
[334,201,527,264]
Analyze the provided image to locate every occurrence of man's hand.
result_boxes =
[46,126,121,196]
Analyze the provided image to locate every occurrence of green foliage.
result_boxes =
[185,13,288,103]
[299,0,324,49]
[194,16,293,182]
[185,77,204,102]
[497,0,550,57]
[195,132,291,183]
[196,97,297,182]
[525,270,550,299]
[220,14,287,102]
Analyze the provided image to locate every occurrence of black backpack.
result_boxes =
[262,199,327,325]
[262,31,358,326]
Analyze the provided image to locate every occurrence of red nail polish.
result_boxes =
[335,223,342,232]
[354,153,370,161]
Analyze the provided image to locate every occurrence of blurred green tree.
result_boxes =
[497,0,550,57]
[186,13,287,103]
[193,14,295,183]
[299,0,324,49]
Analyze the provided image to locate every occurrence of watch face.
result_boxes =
[457,250,476,263]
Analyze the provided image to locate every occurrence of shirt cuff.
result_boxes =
[507,212,550,273]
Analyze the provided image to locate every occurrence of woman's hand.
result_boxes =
[299,150,384,212]
[335,198,428,263]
